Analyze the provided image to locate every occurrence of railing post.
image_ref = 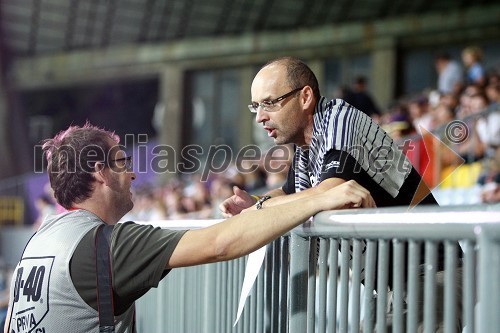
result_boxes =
[289,232,309,333]
[202,264,216,333]
[478,225,500,332]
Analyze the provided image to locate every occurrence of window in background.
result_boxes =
[183,68,241,170]
[21,78,159,171]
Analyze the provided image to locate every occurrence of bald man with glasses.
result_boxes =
[220,57,463,332]
[222,56,437,214]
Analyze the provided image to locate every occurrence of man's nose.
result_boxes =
[255,107,268,124]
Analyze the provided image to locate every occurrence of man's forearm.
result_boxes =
[256,178,346,209]
[260,187,320,207]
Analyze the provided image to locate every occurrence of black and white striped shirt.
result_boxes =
[290,97,412,196]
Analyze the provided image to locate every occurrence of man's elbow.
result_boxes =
[213,233,244,262]
[211,234,232,262]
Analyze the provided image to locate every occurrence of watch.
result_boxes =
[255,195,271,210]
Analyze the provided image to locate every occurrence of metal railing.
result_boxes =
[135,204,500,333]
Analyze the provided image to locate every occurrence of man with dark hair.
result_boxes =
[343,75,381,118]
[435,52,463,95]
[4,123,374,333]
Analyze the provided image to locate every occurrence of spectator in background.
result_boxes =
[462,46,486,87]
[485,74,500,105]
[456,89,489,163]
[435,52,464,96]
[209,177,235,218]
[439,92,460,112]
[33,194,57,230]
[262,145,293,190]
[408,95,434,133]
[456,84,483,118]
[381,104,414,142]
[478,149,500,203]
[343,76,381,120]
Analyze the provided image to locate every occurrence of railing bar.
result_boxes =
[478,228,500,331]
[232,261,238,332]
[463,240,475,333]
[227,261,233,332]
[265,244,273,332]
[238,257,245,333]
[350,239,362,332]
[444,241,458,333]
[424,241,437,333]
[215,263,222,332]
[392,239,405,333]
[318,238,329,333]
[307,237,318,333]
[363,240,377,333]
[256,261,264,333]
[288,234,309,333]
[281,236,290,333]
[376,239,389,332]
[201,265,211,333]
[272,240,280,333]
[327,239,339,333]
[339,239,350,333]
[193,267,198,332]
[249,262,256,333]
[407,240,421,333]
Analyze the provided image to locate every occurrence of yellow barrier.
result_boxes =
[0,196,24,225]
[440,162,483,189]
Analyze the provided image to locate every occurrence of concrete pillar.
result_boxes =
[371,37,397,110]
[0,67,14,180]
[0,84,12,179]
[238,66,255,148]
[157,64,184,181]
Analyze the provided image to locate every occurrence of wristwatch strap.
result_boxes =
[255,195,272,210]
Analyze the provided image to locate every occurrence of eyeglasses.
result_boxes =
[109,156,133,171]
[248,87,304,113]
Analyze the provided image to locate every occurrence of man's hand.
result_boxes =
[319,180,376,210]
[219,186,256,217]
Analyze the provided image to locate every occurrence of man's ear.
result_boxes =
[93,162,107,184]
[301,86,315,111]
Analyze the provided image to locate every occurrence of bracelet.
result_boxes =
[255,195,272,210]
[251,195,261,202]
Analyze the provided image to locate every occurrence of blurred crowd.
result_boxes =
[32,146,293,223]
[122,145,293,221]
[31,45,500,225]
[374,46,500,203]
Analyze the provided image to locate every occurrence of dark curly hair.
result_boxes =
[42,122,119,209]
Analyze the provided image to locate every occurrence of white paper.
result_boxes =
[233,245,267,326]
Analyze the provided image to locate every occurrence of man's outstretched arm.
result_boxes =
[169,180,375,268]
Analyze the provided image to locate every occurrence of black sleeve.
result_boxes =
[319,149,362,182]
[281,149,358,193]
[281,162,296,194]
